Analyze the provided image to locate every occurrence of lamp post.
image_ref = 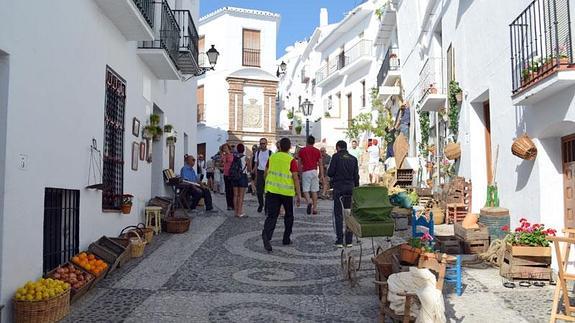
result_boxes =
[276,61,287,77]
[188,45,220,78]
[300,98,314,139]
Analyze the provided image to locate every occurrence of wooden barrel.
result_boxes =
[479,207,510,240]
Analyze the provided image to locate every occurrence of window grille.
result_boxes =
[102,68,126,210]
[43,188,80,273]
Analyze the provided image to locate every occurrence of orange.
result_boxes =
[79,253,87,259]
[72,256,80,263]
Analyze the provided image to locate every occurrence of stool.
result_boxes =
[443,255,462,296]
[145,206,163,235]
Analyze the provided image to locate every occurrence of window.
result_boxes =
[447,44,455,83]
[198,35,205,66]
[102,68,126,210]
[197,85,205,122]
[242,29,261,67]
[43,188,80,273]
[361,80,366,107]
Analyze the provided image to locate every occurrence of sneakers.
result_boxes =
[262,232,272,252]
[345,243,353,248]
[335,244,344,248]
[257,205,263,213]
[306,204,312,215]
[282,239,292,245]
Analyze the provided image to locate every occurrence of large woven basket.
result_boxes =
[136,223,155,244]
[120,227,146,258]
[512,134,537,160]
[164,216,191,234]
[13,289,70,323]
[444,142,461,160]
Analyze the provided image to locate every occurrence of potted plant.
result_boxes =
[163,124,174,133]
[121,194,134,214]
[166,135,177,145]
[417,233,438,267]
[429,83,438,94]
[400,238,423,265]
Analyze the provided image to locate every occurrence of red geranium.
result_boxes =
[505,219,555,247]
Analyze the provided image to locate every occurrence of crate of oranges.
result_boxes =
[71,252,109,281]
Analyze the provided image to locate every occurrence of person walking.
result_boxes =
[261,138,302,252]
[196,154,206,182]
[221,143,235,210]
[249,144,258,195]
[327,140,359,248]
[349,140,362,161]
[320,147,332,199]
[231,143,251,218]
[367,139,380,184]
[254,138,272,213]
[206,157,215,192]
[298,136,323,215]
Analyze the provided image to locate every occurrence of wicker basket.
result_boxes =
[129,231,146,258]
[136,223,155,244]
[444,142,461,160]
[45,263,95,304]
[13,289,70,323]
[512,134,537,160]
[164,216,191,234]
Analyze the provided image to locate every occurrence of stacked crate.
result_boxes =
[454,223,489,254]
[445,177,472,224]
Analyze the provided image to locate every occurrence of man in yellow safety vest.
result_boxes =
[261,137,302,252]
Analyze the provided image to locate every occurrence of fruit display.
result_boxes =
[72,252,108,277]
[48,263,93,290]
[14,278,70,302]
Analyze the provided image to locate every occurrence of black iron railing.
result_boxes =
[43,188,80,273]
[133,0,155,29]
[377,46,400,87]
[139,0,180,67]
[510,0,574,93]
[173,9,199,73]
[243,48,260,67]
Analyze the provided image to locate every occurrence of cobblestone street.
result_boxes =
[64,194,555,322]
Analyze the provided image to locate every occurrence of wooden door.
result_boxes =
[483,101,493,184]
[563,135,575,227]
[197,143,206,159]
[347,93,352,128]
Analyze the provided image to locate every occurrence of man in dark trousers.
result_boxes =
[254,137,272,212]
[327,140,359,248]
[261,137,302,252]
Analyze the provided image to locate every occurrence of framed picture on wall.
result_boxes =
[131,142,139,171]
[132,117,140,137]
[139,142,146,160]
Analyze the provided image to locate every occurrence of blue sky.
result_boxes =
[200,1,364,57]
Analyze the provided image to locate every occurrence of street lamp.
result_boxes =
[300,98,314,139]
[276,61,287,77]
[187,45,220,79]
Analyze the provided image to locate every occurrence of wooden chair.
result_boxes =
[412,208,434,238]
[374,253,447,323]
[548,228,575,322]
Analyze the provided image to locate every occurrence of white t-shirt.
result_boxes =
[255,149,271,171]
[368,145,380,164]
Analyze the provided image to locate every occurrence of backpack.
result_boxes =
[229,154,246,181]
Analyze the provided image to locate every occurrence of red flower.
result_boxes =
[501,225,509,232]
[532,224,541,230]
[515,227,524,233]
[520,218,528,223]
[521,221,531,228]
[545,229,557,236]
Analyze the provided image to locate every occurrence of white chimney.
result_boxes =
[320,8,328,27]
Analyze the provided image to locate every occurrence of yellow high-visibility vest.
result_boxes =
[265,152,295,196]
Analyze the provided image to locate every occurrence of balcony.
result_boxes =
[173,10,200,75]
[418,57,447,112]
[378,46,401,100]
[340,39,373,74]
[510,0,575,105]
[375,0,399,47]
[197,104,206,123]
[94,0,155,40]
[137,0,180,79]
[316,54,345,87]
[243,48,261,67]
[301,65,310,83]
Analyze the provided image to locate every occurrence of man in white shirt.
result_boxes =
[367,139,380,184]
[254,138,272,212]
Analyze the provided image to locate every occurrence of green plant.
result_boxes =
[166,135,177,143]
[295,125,303,134]
[163,124,173,133]
[448,80,462,141]
[314,117,322,122]
[149,114,160,125]
[419,110,430,158]
[121,194,134,206]
[324,111,331,118]
[287,110,294,119]
[503,218,556,247]
[407,233,434,253]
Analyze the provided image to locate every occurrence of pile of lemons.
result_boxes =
[14,278,70,302]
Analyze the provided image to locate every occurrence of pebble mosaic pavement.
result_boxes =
[65,194,557,322]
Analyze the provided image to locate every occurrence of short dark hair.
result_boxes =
[351,139,357,143]
[306,135,315,145]
[279,137,291,152]
[237,143,245,153]
[336,140,347,150]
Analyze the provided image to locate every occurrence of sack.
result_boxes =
[352,186,394,222]
[229,155,245,181]
[390,192,412,208]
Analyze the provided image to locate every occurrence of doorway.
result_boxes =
[197,143,206,159]
[562,134,575,227]
[483,101,493,184]
[347,93,353,128]
[151,105,164,197]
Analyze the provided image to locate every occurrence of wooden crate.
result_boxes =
[461,238,489,254]
[435,236,461,254]
[446,204,468,224]
[454,223,489,241]
[499,244,552,280]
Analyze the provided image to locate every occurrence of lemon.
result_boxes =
[26,295,34,301]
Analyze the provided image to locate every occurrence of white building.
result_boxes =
[197,7,280,158]
[0,0,202,319]
[395,0,575,232]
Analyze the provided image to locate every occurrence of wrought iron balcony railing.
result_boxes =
[243,48,261,67]
[377,46,400,87]
[173,9,200,74]
[133,0,155,29]
[510,0,574,94]
[139,0,180,67]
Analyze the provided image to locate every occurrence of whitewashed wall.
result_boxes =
[0,0,198,319]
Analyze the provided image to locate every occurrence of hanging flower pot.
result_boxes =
[166,136,177,145]
[121,194,133,214]
[445,142,461,160]
[512,134,537,160]
[121,204,132,214]
[429,84,438,94]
